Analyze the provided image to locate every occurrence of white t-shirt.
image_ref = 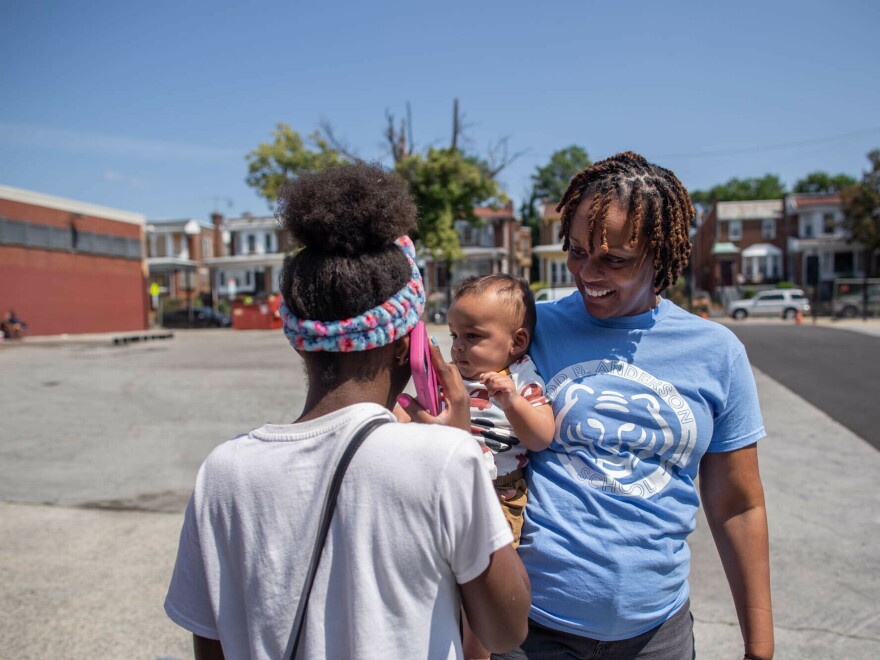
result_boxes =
[165,403,513,659]
[463,355,550,476]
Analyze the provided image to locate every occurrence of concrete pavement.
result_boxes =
[0,326,878,658]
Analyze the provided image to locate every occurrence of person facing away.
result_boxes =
[495,151,774,660]
[164,162,530,660]
[444,274,555,660]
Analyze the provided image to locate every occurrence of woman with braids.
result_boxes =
[498,152,773,660]
[165,162,530,659]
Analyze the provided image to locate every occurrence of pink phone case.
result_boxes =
[410,321,442,416]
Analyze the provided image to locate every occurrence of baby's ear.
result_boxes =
[511,327,530,355]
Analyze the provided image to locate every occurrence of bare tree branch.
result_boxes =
[486,136,529,176]
[318,117,359,160]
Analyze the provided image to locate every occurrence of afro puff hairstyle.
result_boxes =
[276,161,418,324]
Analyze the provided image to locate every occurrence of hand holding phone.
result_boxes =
[409,321,442,416]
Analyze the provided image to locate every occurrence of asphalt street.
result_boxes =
[725,321,880,450]
[0,322,878,658]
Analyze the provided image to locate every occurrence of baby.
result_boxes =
[448,274,555,543]
[448,274,554,659]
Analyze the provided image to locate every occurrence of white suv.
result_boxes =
[535,286,578,302]
[728,289,811,320]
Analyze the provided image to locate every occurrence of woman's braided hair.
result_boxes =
[556,151,694,294]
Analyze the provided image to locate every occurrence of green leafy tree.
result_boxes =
[245,103,508,297]
[520,146,591,281]
[689,174,786,206]
[245,123,344,206]
[841,150,880,279]
[793,171,857,194]
[520,146,591,228]
[395,146,503,268]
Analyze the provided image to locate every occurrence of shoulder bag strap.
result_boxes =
[287,416,390,659]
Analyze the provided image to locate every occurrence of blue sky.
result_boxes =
[2,0,878,220]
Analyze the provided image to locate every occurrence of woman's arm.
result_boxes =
[699,444,774,660]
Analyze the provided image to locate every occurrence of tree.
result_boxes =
[395,147,504,293]
[245,123,344,206]
[518,146,591,281]
[245,103,509,296]
[794,171,857,194]
[840,150,880,283]
[689,175,786,206]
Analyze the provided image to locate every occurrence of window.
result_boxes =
[834,251,854,274]
[247,234,256,254]
[219,272,226,285]
[823,213,836,234]
[202,236,212,259]
[728,220,742,241]
[762,218,776,240]
[265,234,272,252]
[803,220,814,238]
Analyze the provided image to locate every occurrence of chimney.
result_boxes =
[211,212,224,258]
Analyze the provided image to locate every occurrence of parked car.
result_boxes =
[834,284,880,318]
[728,289,811,320]
[161,307,231,328]
[535,286,578,302]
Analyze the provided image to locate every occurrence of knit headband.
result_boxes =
[280,235,426,352]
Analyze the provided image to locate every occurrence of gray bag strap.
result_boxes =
[287,416,390,659]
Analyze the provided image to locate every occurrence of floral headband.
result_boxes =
[280,235,425,352]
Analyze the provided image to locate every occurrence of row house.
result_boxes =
[422,203,532,301]
[145,212,290,307]
[785,193,867,297]
[532,201,572,288]
[145,218,216,307]
[203,212,290,300]
[691,193,866,302]
[691,199,785,297]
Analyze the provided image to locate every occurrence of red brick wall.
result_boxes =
[0,197,148,336]
[0,246,148,336]
[0,199,142,239]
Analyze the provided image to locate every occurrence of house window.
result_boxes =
[728,220,742,241]
[247,234,256,254]
[823,213,836,234]
[762,218,776,239]
[265,234,272,252]
[202,236,212,259]
[834,251,854,274]
[803,219,814,238]
[219,272,226,285]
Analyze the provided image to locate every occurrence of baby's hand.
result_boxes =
[480,371,517,409]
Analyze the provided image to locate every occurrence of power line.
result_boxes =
[654,127,880,160]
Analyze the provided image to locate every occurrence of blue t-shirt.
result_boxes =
[522,294,765,641]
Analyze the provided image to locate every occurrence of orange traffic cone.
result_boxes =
[795,309,803,325]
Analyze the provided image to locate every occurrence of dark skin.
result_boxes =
[193,337,529,658]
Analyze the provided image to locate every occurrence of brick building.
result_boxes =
[0,185,148,336]
[421,203,532,299]
[691,199,785,300]
[531,201,572,288]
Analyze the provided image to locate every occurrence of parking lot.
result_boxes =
[1,326,878,658]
